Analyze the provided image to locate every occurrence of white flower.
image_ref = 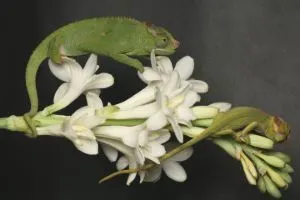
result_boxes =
[94,124,170,165]
[98,138,139,185]
[140,51,209,94]
[143,146,193,182]
[43,54,114,115]
[209,102,232,112]
[37,106,104,155]
[97,129,170,186]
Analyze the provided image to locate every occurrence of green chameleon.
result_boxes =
[24,17,179,136]
[99,107,291,182]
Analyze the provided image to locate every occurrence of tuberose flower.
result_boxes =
[94,124,170,165]
[143,146,194,182]
[37,106,103,155]
[42,54,114,115]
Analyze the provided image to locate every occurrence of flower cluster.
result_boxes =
[35,53,229,185]
[1,50,293,199]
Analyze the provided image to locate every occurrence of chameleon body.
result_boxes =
[99,107,291,182]
[161,107,290,161]
[24,17,179,135]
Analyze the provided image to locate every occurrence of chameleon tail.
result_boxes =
[25,36,53,116]
[24,35,53,136]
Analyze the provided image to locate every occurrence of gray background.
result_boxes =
[0,0,299,199]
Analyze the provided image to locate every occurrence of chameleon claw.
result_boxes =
[23,113,38,138]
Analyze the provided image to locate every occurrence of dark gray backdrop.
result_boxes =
[0,0,299,199]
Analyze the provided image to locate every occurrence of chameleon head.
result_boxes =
[266,116,291,143]
[147,24,179,55]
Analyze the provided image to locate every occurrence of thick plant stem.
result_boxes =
[0,118,7,129]
[99,129,212,183]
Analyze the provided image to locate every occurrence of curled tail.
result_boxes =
[25,36,53,116]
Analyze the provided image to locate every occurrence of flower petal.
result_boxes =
[143,151,160,164]
[209,102,232,112]
[156,56,173,74]
[85,73,114,90]
[163,161,187,182]
[188,80,209,93]
[144,142,166,157]
[154,130,171,144]
[183,91,201,107]
[116,156,129,170]
[135,148,145,165]
[146,110,168,131]
[82,54,99,78]
[163,71,180,95]
[144,166,162,182]
[94,126,140,147]
[139,171,146,183]
[174,56,194,80]
[112,102,159,119]
[116,86,156,110]
[101,143,118,162]
[169,147,193,162]
[176,106,196,122]
[150,50,158,71]
[73,139,98,155]
[139,67,161,82]
[48,58,74,82]
[127,158,138,185]
[85,90,103,109]
[53,83,69,103]
[168,117,183,143]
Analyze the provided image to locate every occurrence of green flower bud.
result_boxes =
[213,139,237,158]
[267,152,291,163]
[248,134,274,149]
[192,106,219,119]
[257,176,266,193]
[277,171,292,184]
[241,157,257,185]
[263,175,282,199]
[266,166,287,188]
[182,126,205,138]
[192,119,214,127]
[282,164,294,173]
[254,152,286,168]
[241,152,258,178]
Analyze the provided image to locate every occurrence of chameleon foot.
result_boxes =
[235,131,250,144]
[23,113,38,138]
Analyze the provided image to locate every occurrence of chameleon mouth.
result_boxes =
[172,39,180,49]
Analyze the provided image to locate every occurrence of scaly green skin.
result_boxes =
[24,17,179,136]
[99,107,291,183]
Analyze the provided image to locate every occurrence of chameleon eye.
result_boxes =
[155,36,168,48]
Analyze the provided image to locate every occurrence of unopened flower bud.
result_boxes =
[192,106,219,119]
[277,171,292,184]
[182,126,205,137]
[263,175,282,199]
[248,134,274,149]
[282,164,294,173]
[213,139,237,158]
[257,176,266,193]
[267,152,291,163]
[254,152,286,168]
[241,152,258,178]
[266,166,287,188]
[192,119,214,127]
[241,157,257,185]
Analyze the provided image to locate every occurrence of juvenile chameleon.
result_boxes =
[99,107,291,183]
[24,17,179,136]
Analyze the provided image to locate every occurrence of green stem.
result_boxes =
[0,117,7,129]
[103,119,146,126]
